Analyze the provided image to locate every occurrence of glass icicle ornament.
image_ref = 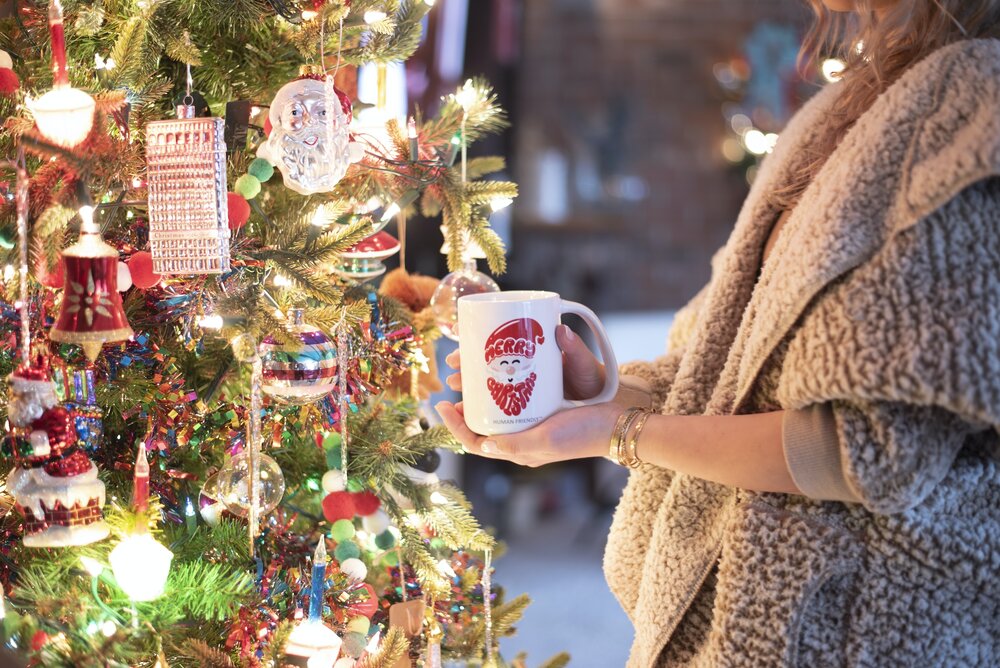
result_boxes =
[145,70,231,275]
[260,309,339,405]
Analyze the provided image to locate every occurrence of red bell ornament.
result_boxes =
[50,207,133,361]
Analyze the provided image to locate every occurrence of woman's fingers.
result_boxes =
[434,401,524,462]
[556,324,606,400]
[445,371,463,392]
[445,349,461,370]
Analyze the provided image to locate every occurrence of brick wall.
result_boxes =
[507,0,810,311]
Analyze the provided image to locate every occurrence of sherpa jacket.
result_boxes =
[604,39,1000,667]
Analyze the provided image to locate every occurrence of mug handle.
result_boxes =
[559,300,619,409]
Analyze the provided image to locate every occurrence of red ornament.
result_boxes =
[227,192,251,230]
[127,251,161,290]
[49,226,133,361]
[0,68,19,96]
[321,490,355,522]
[343,583,379,618]
[30,630,49,651]
[352,490,380,516]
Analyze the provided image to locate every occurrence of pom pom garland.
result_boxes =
[321,490,355,522]
[0,68,19,96]
[227,192,251,230]
[248,158,274,182]
[374,529,396,550]
[330,519,355,542]
[127,251,162,290]
[334,540,360,562]
[234,174,261,199]
[352,491,380,516]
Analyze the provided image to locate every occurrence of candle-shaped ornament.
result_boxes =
[407,116,418,162]
[133,442,149,513]
[284,538,343,668]
[309,537,328,622]
[27,0,95,148]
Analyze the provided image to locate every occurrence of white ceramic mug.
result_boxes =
[457,291,619,436]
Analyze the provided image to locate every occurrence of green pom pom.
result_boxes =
[346,478,363,493]
[331,519,356,542]
[234,174,261,199]
[334,540,361,562]
[429,537,446,551]
[374,529,396,550]
[248,158,274,182]
[343,631,368,658]
[382,551,399,567]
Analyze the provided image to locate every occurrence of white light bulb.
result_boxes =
[273,273,292,287]
[79,556,105,578]
[197,314,224,330]
[456,80,477,112]
[301,9,318,20]
[109,532,173,602]
[429,491,448,505]
[364,10,388,24]
[100,620,117,637]
[489,197,513,212]
[27,86,96,148]
[822,58,845,83]
[2,265,14,282]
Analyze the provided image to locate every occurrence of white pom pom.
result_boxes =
[117,261,133,292]
[0,51,12,71]
[361,509,390,535]
[322,469,347,493]
[339,558,367,582]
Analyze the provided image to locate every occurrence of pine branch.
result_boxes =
[355,626,409,668]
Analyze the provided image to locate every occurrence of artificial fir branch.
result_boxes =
[355,626,409,668]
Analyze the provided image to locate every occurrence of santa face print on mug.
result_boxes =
[458,291,619,436]
[484,318,545,417]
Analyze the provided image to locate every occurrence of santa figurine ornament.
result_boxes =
[2,355,109,547]
[257,67,365,195]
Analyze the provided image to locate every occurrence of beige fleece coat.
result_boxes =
[604,39,1000,667]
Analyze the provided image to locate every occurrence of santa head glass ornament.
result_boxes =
[50,207,133,361]
[145,96,231,275]
[2,356,109,547]
[257,69,363,195]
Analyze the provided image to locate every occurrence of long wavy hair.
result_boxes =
[770,0,1000,210]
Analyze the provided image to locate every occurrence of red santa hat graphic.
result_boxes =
[484,318,546,364]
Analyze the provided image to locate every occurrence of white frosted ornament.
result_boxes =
[257,72,363,195]
[339,557,367,582]
[321,469,347,493]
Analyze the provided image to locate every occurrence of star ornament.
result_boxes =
[65,270,113,326]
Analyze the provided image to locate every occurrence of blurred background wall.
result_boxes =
[401,0,817,663]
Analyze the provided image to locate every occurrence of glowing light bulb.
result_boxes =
[273,273,292,287]
[489,197,513,212]
[198,314,224,329]
[109,532,173,601]
[301,8,318,20]
[28,86,96,148]
[456,79,477,112]
[822,58,845,82]
[364,10,387,24]
[79,556,105,577]
[3,265,14,281]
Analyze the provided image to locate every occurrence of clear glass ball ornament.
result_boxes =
[216,452,286,518]
[429,263,500,341]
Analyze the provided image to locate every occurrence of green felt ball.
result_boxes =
[374,529,396,550]
[331,519,356,542]
[382,551,399,567]
[346,478,363,493]
[334,540,361,562]
[343,631,368,658]
[234,174,261,199]
[248,158,274,182]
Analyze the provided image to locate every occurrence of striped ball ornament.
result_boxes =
[260,309,338,405]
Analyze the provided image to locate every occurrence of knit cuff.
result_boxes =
[782,404,861,503]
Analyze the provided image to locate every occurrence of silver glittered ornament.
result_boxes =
[257,71,364,195]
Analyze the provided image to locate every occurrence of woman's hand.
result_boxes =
[444,324,607,400]
[435,399,620,467]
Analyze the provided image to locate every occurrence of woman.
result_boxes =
[437,1,1000,665]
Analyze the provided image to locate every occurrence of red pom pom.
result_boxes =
[30,630,48,651]
[352,490,381,516]
[36,255,64,289]
[0,68,19,96]
[227,192,251,230]
[322,491,356,522]
[264,116,273,137]
[128,251,161,290]
[344,583,379,618]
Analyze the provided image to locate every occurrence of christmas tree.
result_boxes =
[0,1,563,666]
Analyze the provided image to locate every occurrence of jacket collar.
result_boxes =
[729,38,1000,411]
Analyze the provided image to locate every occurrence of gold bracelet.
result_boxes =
[624,409,653,469]
[609,407,645,465]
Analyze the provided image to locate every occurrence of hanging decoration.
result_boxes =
[256,67,364,195]
[388,598,425,668]
[145,65,231,275]
[3,356,110,547]
[51,364,103,454]
[260,309,338,405]
[26,0,95,147]
[49,206,133,361]
[334,230,400,281]
[0,49,19,97]
[429,259,500,341]
[285,539,343,668]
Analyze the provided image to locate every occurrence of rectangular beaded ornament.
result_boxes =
[145,105,231,275]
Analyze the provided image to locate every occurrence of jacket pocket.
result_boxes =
[712,500,863,668]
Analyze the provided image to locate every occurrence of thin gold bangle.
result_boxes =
[609,407,644,465]
[625,409,653,468]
